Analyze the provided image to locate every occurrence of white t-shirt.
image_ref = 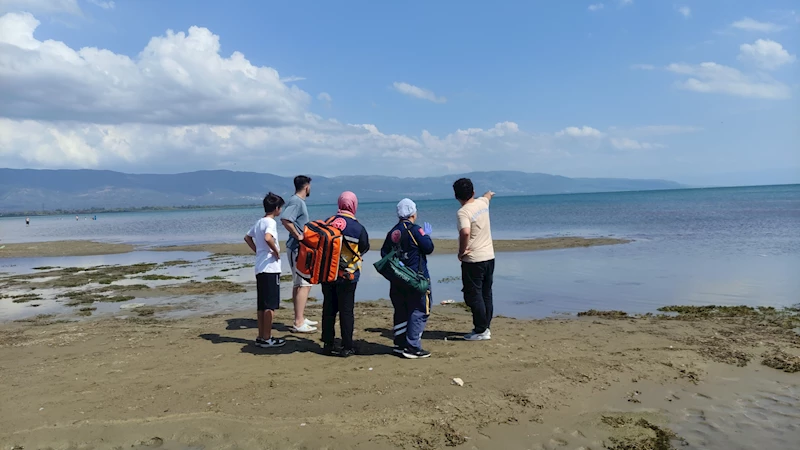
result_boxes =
[247,217,281,274]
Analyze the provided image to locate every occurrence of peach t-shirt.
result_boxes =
[456,197,495,263]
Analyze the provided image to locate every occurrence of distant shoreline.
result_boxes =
[0,237,630,259]
[2,183,796,217]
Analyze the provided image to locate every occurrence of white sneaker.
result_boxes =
[304,318,318,326]
[291,323,317,333]
[464,330,491,341]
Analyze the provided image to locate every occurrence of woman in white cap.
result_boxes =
[379,198,435,359]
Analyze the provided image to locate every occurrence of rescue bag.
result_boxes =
[373,223,430,293]
[295,217,343,284]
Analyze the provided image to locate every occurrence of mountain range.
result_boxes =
[0,168,684,214]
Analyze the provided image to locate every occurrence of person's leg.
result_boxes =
[293,286,311,327]
[257,310,265,339]
[390,284,410,349]
[290,248,315,330]
[321,283,338,346]
[461,262,488,333]
[256,273,267,340]
[260,274,285,347]
[405,290,431,351]
[483,260,495,331]
[263,309,274,339]
[339,282,357,351]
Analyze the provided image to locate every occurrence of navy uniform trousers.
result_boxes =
[390,283,431,351]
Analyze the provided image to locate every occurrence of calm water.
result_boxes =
[1,185,798,319]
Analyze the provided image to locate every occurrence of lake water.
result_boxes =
[1,185,798,319]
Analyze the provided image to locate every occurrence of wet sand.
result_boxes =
[0,237,628,259]
[0,240,134,258]
[153,236,631,256]
[1,303,797,449]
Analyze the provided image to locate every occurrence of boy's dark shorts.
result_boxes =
[256,273,280,311]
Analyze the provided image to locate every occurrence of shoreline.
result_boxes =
[0,236,630,259]
[1,303,797,449]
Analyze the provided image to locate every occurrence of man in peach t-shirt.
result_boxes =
[453,177,495,341]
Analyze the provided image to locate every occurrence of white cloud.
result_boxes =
[731,17,785,32]
[666,62,791,100]
[0,0,81,15]
[677,6,691,18]
[610,137,663,150]
[555,126,604,138]
[738,39,796,71]
[87,0,114,9]
[0,12,692,177]
[279,75,306,83]
[0,118,554,175]
[0,13,575,175]
[588,3,604,12]
[0,12,312,126]
[392,82,447,103]
[630,64,655,70]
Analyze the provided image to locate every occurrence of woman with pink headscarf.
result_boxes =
[320,191,370,357]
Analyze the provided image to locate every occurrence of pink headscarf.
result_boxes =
[337,191,358,216]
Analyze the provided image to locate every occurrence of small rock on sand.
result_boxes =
[452,378,464,386]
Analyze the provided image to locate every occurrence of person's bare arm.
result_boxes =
[265,232,281,260]
[281,219,303,242]
[458,227,471,261]
[244,235,257,253]
[482,190,496,202]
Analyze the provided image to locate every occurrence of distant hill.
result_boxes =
[0,168,684,214]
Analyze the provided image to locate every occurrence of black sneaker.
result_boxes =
[256,337,286,348]
[339,348,357,358]
[322,343,341,356]
[392,346,404,356]
[402,348,431,359]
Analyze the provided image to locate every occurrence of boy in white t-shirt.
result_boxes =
[244,192,286,348]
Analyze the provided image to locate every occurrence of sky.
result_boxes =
[0,0,798,186]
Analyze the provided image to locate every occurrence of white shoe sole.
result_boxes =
[464,335,491,341]
[402,352,431,359]
[291,327,317,333]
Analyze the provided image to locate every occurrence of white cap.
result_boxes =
[396,198,417,219]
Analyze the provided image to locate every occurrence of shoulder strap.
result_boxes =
[401,222,426,275]
[402,222,421,247]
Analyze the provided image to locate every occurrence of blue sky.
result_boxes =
[0,0,797,185]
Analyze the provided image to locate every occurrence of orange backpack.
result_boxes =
[294,217,343,285]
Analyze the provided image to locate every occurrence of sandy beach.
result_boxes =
[1,302,798,449]
[0,237,630,259]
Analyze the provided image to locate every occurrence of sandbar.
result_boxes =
[0,240,134,259]
[153,236,631,256]
[0,237,629,259]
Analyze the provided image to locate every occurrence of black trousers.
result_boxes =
[461,259,495,333]
[321,281,357,350]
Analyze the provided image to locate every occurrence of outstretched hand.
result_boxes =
[483,190,496,200]
[423,222,433,236]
